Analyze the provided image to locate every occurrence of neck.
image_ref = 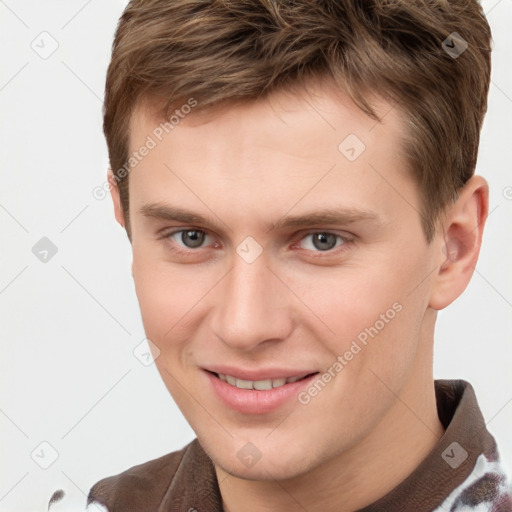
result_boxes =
[216,312,445,512]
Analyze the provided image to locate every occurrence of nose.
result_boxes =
[210,253,293,352]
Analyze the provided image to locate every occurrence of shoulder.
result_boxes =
[87,441,192,511]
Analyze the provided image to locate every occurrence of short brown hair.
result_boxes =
[104,0,491,242]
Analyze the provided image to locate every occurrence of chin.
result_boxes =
[207,437,321,482]
[224,457,312,482]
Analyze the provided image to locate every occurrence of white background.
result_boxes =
[0,1,511,510]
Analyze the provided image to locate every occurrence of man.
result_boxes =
[83,0,511,510]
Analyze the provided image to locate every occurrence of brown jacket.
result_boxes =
[87,380,511,511]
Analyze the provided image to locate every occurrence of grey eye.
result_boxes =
[310,233,339,251]
[181,230,206,248]
[298,232,345,252]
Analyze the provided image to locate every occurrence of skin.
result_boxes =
[109,79,488,512]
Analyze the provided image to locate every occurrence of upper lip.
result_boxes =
[203,366,318,381]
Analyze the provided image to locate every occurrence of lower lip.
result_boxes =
[204,371,318,415]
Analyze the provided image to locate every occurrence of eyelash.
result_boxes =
[159,228,353,258]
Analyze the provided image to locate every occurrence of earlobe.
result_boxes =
[428,176,489,310]
[108,169,125,228]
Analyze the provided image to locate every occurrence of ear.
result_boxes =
[428,175,489,310]
[108,169,126,229]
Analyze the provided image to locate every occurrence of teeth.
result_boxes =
[218,373,305,390]
[235,378,253,390]
[272,378,286,388]
[253,379,273,390]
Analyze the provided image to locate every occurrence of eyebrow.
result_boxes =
[138,203,381,231]
[272,208,380,230]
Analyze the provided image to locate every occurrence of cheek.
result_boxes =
[131,256,203,400]
[286,265,401,334]
[132,265,175,338]
[288,247,429,372]
[131,248,218,347]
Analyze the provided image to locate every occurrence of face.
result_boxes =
[122,81,441,481]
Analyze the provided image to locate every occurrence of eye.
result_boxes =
[168,229,211,249]
[298,232,348,252]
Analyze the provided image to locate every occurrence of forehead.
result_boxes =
[126,81,419,232]
[130,79,404,158]
[129,80,404,168]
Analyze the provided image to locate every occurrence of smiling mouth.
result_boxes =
[208,371,318,391]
